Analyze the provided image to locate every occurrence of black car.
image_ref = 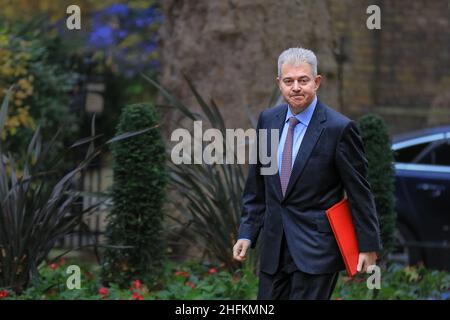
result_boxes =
[389,126,450,270]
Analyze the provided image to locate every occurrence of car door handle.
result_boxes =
[416,183,445,197]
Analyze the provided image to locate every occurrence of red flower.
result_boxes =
[186,281,196,289]
[58,258,66,266]
[132,279,142,290]
[49,263,58,270]
[99,287,109,296]
[208,268,217,274]
[175,271,189,278]
[0,290,9,299]
[335,297,343,300]
[132,292,144,300]
[46,290,56,297]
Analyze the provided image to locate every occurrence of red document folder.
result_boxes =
[326,198,359,277]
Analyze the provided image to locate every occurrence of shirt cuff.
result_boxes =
[239,238,252,246]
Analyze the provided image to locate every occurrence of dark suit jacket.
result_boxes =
[238,100,382,275]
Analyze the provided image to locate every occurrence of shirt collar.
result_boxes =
[285,95,317,126]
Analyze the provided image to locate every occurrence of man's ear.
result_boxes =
[314,75,322,91]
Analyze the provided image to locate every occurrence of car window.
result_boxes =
[394,142,431,163]
[418,141,450,166]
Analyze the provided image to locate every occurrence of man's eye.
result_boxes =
[284,80,293,85]
[300,79,310,85]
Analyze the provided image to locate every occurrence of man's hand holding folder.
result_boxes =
[326,198,378,277]
[357,251,378,273]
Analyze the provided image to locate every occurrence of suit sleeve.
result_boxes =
[237,112,266,249]
[335,121,382,252]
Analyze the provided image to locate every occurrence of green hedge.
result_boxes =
[358,114,397,259]
[102,103,167,287]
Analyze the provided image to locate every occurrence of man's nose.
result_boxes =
[292,80,301,91]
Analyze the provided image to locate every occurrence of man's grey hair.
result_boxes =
[277,47,318,78]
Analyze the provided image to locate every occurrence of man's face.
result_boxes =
[277,62,322,114]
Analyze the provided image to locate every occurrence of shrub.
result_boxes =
[357,114,396,260]
[102,103,167,287]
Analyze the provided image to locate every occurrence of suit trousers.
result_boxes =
[257,231,339,300]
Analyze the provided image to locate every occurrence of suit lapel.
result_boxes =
[283,100,327,199]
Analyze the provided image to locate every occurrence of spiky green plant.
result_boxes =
[0,88,152,293]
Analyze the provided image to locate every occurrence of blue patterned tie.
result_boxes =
[280,117,300,196]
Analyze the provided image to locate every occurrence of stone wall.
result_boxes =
[158,0,339,133]
[158,0,450,136]
[329,0,450,133]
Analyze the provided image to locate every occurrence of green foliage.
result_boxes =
[152,261,258,300]
[1,258,258,300]
[332,264,450,300]
[357,114,397,260]
[2,259,449,300]
[9,259,99,300]
[0,90,98,293]
[0,90,150,294]
[102,103,168,287]
[0,25,80,162]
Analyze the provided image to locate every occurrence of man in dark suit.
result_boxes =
[232,47,382,300]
